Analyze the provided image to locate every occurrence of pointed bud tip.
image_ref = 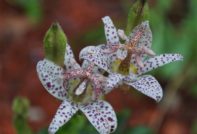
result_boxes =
[50,22,63,31]
[43,22,67,66]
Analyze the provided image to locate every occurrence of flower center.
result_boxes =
[64,78,95,104]
[63,64,101,104]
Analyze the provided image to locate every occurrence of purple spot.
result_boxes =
[108,117,114,122]
[100,117,104,122]
[47,82,51,88]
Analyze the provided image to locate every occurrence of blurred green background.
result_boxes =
[0,0,196,134]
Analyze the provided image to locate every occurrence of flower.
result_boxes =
[79,16,183,102]
[37,44,117,134]
[102,16,155,69]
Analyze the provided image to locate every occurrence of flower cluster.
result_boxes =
[36,16,183,134]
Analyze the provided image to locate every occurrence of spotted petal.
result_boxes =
[79,45,111,73]
[126,21,152,67]
[64,44,81,70]
[127,21,152,49]
[124,75,163,102]
[36,59,67,100]
[116,48,128,60]
[48,100,78,134]
[123,73,138,84]
[104,73,124,94]
[137,53,183,75]
[80,100,117,134]
[102,16,120,46]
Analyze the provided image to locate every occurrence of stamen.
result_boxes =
[127,29,144,49]
[136,55,144,68]
[118,29,128,40]
[142,46,156,56]
[86,63,95,73]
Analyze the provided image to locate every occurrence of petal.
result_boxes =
[36,59,67,100]
[102,16,120,45]
[127,21,152,49]
[48,100,78,134]
[104,73,124,94]
[124,75,163,102]
[79,45,111,73]
[80,100,117,134]
[116,48,128,60]
[123,73,138,84]
[64,44,81,70]
[137,53,183,75]
[127,21,153,67]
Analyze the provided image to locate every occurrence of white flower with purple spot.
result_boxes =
[80,16,183,102]
[37,44,117,134]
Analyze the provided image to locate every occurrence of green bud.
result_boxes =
[44,23,67,66]
[126,0,149,35]
[12,96,30,118]
[12,97,32,134]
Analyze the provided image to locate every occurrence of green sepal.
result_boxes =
[126,0,149,35]
[44,23,67,67]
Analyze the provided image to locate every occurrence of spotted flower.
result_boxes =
[80,16,183,102]
[102,16,156,69]
[37,44,117,134]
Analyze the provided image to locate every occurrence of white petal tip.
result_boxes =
[48,127,57,134]
[142,20,149,25]
[102,16,111,23]
[154,95,163,102]
[178,54,184,61]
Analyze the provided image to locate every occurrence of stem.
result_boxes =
[126,0,147,35]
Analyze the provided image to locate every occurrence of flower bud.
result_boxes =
[44,23,67,66]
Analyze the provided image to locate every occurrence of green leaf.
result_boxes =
[44,23,67,67]
[126,0,149,35]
